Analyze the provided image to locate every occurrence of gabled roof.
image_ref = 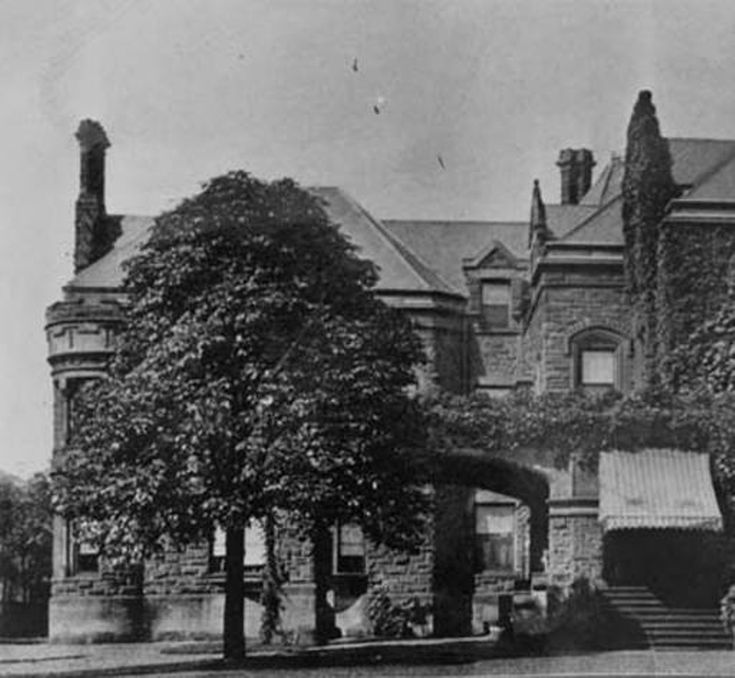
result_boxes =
[68,188,457,298]
[462,239,519,270]
[560,137,735,245]
[381,220,527,294]
[579,138,735,209]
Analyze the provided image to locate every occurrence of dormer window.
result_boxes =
[481,282,510,329]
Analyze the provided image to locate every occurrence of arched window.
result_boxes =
[568,327,628,394]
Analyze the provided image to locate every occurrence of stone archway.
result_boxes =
[430,449,550,636]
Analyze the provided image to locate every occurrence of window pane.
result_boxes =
[475,505,514,572]
[481,283,510,328]
[211,524,265,566]
[338,523,364,557]
[212,526,226,558]
[476,534,514,571]
[476,505,514,534]
[482,283,510,305]
[483,304,509,328]
[336,523,366,574]
[581,350,615,385]
[245,524,265,566]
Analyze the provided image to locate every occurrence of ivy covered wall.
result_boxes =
[657,222,735,386]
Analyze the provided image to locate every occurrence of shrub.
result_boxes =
[720,584,735,645]
[366,587,428,638]
[546,578,641,652]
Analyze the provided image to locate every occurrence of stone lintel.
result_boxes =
[548,497,599,518]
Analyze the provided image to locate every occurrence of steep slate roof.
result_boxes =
[309,187,456,295]
[669,137,735,189]
[562,196,624,245]
[560,137,735,245]
[381,220,527,294]
[69,215,154,289]
[580,155,624,207]
[679,151,735,201]
[68,187,456,297]
[68,137,735,297]
[545,204,597,238]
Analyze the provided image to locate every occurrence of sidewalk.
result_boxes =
[0,641,220,677]
[0,636,503,677]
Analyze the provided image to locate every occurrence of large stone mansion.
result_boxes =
[46,99,735,642]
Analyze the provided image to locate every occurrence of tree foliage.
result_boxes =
[621,90,677,384]
[0,473,52,604]
[52,172,429,658]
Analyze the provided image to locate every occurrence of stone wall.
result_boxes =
[524,265,630,392]
[547,501,602,589]
[407,309,467,395]
[470,331,521,392]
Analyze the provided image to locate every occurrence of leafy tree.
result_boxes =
[621,90,677,385]
[0,473,52,604]
[53,172,429,660]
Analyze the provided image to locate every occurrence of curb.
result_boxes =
[0,658,222,678]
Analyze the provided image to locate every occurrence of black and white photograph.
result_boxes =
[3,1,735,676]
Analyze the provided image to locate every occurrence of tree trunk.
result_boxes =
[223,524,245,660]
[260,512,280,644]
[312,524,336,645]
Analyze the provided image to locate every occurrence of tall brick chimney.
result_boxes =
[556,148,595,205]
[74,120,110,273]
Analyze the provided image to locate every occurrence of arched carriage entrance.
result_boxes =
[431,449,550,636]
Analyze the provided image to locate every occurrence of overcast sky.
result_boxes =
[3,0,735,477]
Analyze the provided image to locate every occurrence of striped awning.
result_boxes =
[599,449,723,532]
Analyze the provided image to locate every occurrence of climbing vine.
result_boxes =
[621,90,677,385]
[422,387,735,497]
[658,225,735,389]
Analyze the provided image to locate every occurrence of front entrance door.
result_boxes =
[603,530,725,607]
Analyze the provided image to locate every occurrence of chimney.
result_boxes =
[556,148,595,205]
[74,120,110,273]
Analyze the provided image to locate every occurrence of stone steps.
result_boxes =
[601,586,731,650]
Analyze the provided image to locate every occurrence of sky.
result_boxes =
[3,0,735,478]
